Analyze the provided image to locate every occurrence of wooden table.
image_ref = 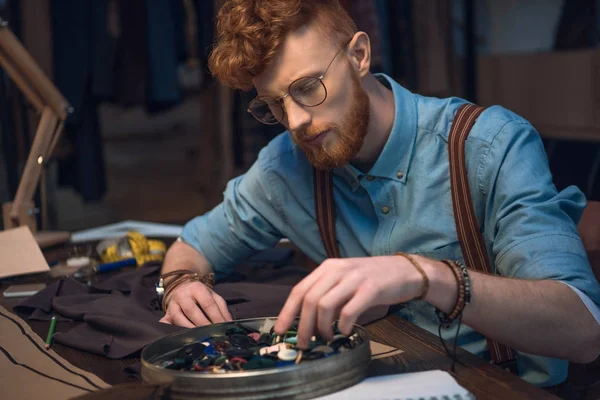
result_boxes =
[366,316,556,399]
[0,245,558,400]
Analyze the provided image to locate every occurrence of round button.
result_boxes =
[228,333,257,348]
[212,340,232,354]
[396,171,404,179]
[278,349,298,361]
[366,175,374,181]
[381,206,390,214]
[226,347,254,360]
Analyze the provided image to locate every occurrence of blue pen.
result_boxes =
[72,258,137,280]
[95,258,137,273]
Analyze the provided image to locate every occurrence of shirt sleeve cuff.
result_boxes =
[179,213,241,279]
[560,281,600,324]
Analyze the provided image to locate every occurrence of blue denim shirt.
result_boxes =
[182,74,600,386]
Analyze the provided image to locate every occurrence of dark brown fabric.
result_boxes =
[14,259,388,359]
[15,265,180,359]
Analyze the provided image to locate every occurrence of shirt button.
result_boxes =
[396,171,404,179]
[366,175,374,181]
[381,206,390,214]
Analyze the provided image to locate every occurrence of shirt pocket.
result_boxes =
[410,241,464,262]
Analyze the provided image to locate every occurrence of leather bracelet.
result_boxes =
[160,269,197,285]
[160,270,215,311]
[395,252,429,300]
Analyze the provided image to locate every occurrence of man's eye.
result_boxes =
[298,81,319,93]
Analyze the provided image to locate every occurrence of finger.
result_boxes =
[168,302,195,328]
[295,273,344,348]
[275,266,329,334]
[159,316,172,324]
[337,287,378,335]
[316,280,360,341]
[193,286,226,323]
[195,289,227,323]
[179,296,211,326]
[211,291,233,321]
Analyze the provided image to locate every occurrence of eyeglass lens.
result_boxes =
[248,77,327,124]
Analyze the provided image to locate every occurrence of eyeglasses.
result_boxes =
[247,39,351,125]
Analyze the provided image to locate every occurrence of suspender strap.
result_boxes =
[313,168,340,258]
[448,103,516,364]
[448,104,490,273]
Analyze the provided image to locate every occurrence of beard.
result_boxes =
[291,71,370,170]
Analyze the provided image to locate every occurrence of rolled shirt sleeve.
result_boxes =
[180,147,285,279]
[479,115,600,314]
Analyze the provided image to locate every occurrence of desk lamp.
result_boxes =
[0,17,72,248]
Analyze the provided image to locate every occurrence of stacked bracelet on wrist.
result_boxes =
[395,252,429,300]
[436,259,471,326]
[158,269,215,311]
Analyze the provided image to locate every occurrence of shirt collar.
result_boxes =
[335,73,418,190]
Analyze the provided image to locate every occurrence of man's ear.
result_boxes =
[347,31,371,78]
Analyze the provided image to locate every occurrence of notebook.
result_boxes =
[317,370,474,400]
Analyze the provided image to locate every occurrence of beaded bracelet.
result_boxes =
[436,260,471,325]
[454,260,471,305]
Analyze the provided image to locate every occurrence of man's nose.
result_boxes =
[283,97,311,132]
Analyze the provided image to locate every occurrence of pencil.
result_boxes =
[45,316,57,349]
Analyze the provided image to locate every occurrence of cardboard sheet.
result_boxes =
[0,305,110,400]
[0,226,50,279]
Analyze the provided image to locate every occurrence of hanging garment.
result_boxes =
[52,0,113,202]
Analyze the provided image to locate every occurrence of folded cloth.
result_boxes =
[15,261,388,359]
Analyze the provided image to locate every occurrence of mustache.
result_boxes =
[293,125,337,141]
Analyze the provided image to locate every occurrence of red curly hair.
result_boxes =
[208,0,357,90]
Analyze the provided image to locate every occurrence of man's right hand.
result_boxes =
[159,281,233,328]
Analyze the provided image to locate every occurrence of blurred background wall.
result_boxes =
[1,0,599,232]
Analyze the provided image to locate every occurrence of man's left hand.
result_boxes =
[274,255,430,348]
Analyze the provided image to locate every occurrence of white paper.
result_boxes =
[316,370,474,400]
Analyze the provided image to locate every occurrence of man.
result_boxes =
[159,0,600,387]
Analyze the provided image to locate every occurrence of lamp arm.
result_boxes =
[9,107,58,225]
[0,21,69,118]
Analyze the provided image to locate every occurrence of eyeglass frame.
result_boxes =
[247,38,353,125]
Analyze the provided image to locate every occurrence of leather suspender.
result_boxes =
[312,103,516,365]
[313,168,340,258]
[447,104,516,364]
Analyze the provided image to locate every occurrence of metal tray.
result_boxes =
[141,317,371,399]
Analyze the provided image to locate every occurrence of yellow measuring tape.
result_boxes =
[99,231,166,266]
